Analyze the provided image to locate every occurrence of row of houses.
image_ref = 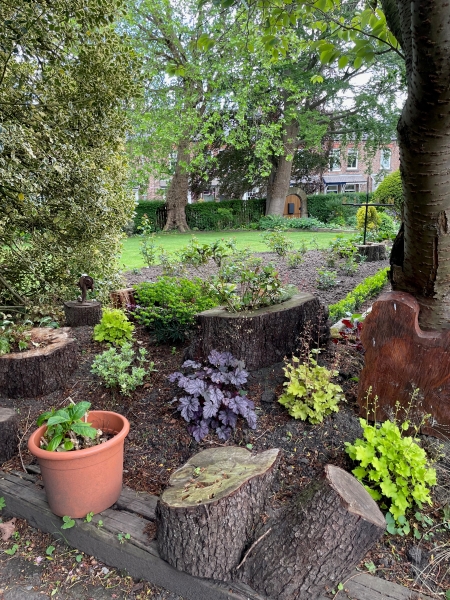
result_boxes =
[141,140,400,202]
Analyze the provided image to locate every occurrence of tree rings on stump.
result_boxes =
[236,464,386,600]
[156,447,280,580]
[64,301,102,327]
[186,294,329,371]
[0,328,78,398]
[356,243,386,262]
[0,408,18,463]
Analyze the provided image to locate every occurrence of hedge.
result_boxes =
[134,198,266,232]
[328,267,389,321]
[307,192,373,224]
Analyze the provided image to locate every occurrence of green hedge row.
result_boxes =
[307,192,373,224]
[134,198,266,232]
[328,267,389,321]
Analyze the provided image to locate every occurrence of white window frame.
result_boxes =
[344,183,358,193]
[380,149,392,170]
[347,149,358,170]
[326,184,339,194]
[330,149,341,171]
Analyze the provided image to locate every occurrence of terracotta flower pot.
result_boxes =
[28,411,130,518]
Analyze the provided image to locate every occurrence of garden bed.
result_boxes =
[0,250,449,599]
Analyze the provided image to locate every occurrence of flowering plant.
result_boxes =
[169,350,257,442]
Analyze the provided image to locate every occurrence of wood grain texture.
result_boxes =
[64,301,102,327]
[0,408,18,463]
[357,291,450,437]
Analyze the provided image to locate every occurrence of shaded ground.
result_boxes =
[1,249,449,599]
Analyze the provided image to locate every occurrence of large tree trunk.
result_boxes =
[163,138,190,232]
[388,0,450,330]
[266,116,299,215]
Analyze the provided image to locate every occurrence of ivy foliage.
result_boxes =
[345,417,437,530]
[278,352,344,424]
[0,0,138,306]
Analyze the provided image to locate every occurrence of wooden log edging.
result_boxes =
[0,469,433,600]
[0,408,18,463]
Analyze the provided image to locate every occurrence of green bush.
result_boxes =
[261,229,294,256]
[345,416,436,532]
[134,201,166,232]
[287,217,327,229]
[134,277,217,343]
[328,267,389,321]
[258,215,290,230]
[356,205,381,231]
[278,352,344,424]
[307,192,371,224]
[91,343,154,396]
[373,170,403,216]
[93,309,134,346]
[376,212,400,241]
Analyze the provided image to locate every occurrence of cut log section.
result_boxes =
[236,464,386,600]
[0,328,78,398]
[64,301,102,327]
[156,447,280,580]
[110,288,136,309]
[356,244,386,262]
[0,408,18,463]
[186,294,329,371]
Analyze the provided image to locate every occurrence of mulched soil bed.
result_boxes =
[1,249,449,599]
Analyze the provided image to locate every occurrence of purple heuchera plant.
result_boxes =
[168,350,257,442]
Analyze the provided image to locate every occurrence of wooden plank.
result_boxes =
[317,573,434,600]
[115,486,157,520]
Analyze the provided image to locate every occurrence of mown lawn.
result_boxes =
[120,230,355,270]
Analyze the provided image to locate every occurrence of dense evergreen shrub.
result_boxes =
[307,192,372,224]
[134,201,166,231]
[373,170,403,216]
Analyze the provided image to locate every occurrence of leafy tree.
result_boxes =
[0,0,137,306]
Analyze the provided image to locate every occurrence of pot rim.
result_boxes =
[27,410,130,461]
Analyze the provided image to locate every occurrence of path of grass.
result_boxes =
[120,230,355,270]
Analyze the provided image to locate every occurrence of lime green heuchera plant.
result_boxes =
[37,401,102,451]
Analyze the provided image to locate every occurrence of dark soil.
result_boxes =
[1,249,449,600]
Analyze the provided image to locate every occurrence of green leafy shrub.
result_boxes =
[258,214,290,230]
[316,268,338,289]
[373,170,403,216]
[138,214,161,267]
[261,229,294,256]
[307,192,371,224]
[90,343,154,396]
[37,401,98,451]
[186,198,266,230]
[374,212,400,241]
[288,217,327,229]
[180,237,237,267]
[328,267,389,321]
[356,205,381,231]
[286,250,304,268]
[93,309,134,346]
[134,277,217,343]
[134,201,166,232]
[345,416,437,531]
[278,352,344,423]
[0,314,31,355]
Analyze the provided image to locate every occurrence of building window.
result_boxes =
[326,185,339,194]
[380,149,392,170]
[329,149,341,171]
[344,184,359,193]
[347,149,358,170]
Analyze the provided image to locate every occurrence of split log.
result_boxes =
[358,291,450,438]
[186,294,329,371]
[156,447,280,580]
[0,328,77,398]
[64,301,102,327]
[110,288,136,309]
[356,243,386,262]
[236,464,386,600]
[0,408,18,463]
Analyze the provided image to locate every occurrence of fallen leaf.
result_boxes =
[0,518,16,541]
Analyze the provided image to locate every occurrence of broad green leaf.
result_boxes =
[46,434,63,452]
[71,423,98,438]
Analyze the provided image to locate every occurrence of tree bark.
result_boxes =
[64,301,102,327]
[0,408,18,463]
[110,288,136,310]
[236,465,386,600]
[163,137,190,232]
[266,118,299,216]
[388,0,450,330]
[156,447,280,580]
[185,294,329,371]
[356,244,386,262]
[0,328,77,398]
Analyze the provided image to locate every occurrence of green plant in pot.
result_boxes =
[28,401,129,518]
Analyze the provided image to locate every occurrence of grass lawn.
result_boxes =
[120,230,355,270]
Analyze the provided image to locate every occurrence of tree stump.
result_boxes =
[358,291,450,438]
[156,447,280,580]
[186,294,329,371]
[110,288,136,309]
[64,301,102,327]
[0,328,78,398]
[236,465,386,600]
[356,243,386,262]
[0,408,18,463]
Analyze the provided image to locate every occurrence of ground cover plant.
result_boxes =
[93,308,134,346]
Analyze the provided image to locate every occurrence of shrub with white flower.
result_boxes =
[168,350,257,442]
